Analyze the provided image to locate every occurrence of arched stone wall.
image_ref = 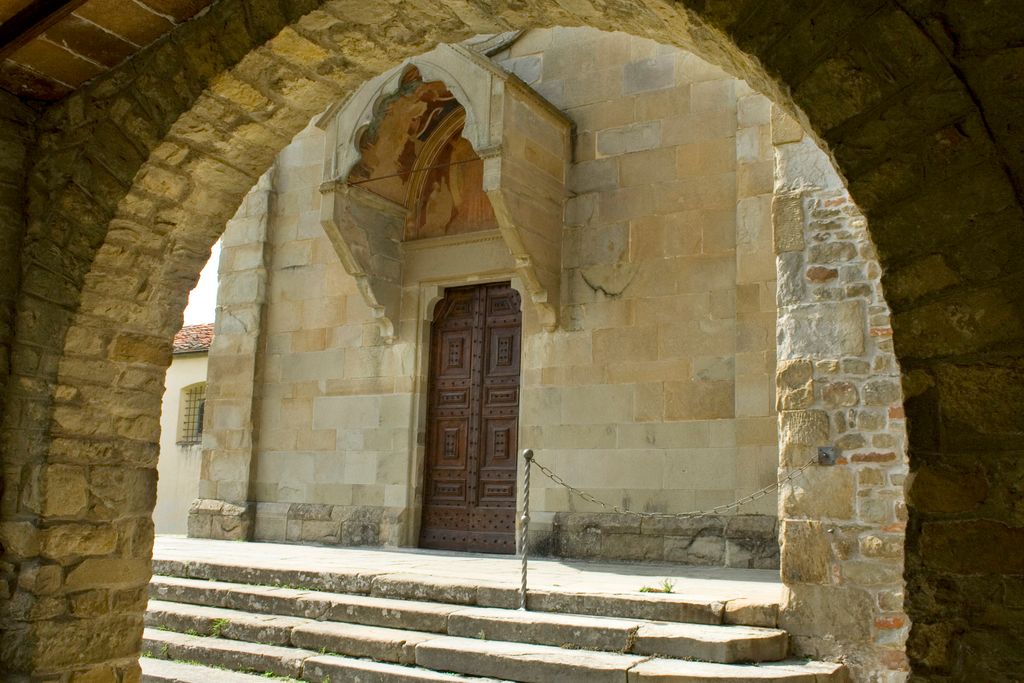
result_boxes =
[772,106,910,678]
[0,1,1021,680]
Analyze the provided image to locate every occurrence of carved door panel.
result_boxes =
[420,283,521,554]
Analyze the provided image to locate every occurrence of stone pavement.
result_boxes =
[153,536,784,606]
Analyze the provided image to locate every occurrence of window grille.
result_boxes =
[179,383,206,445]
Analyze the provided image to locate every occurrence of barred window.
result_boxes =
[178,382,206,445]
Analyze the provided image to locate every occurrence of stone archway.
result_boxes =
[1,1,1021,681]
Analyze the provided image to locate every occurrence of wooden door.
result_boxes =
[419,282,522,554]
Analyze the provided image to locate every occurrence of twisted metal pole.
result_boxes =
[519,448,533,611]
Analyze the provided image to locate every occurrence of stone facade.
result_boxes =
[192,30,785,568]
[0,1,1020,681]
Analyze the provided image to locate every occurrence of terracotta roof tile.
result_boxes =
[173,323,214,354]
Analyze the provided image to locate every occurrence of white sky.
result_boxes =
[182,240,221,326]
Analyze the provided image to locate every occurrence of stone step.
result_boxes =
[153,557,744,626]
[142,629,505,682]
[147,601,438,666]
[141,657,285,683]
[150,576,462,630]
[415,637,849,683]
[143,628,316,679]
[145,610,843,683]
[446,607,788,663]
[626,658,850,682]
[149,579,789,663]
[146,599,309,646]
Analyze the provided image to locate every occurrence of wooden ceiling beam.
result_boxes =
[0,0,90,60]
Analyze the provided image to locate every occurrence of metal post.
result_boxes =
[519,448,533,611]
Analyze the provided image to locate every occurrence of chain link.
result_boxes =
[532,456,817,519]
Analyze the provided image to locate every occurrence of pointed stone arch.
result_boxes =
[318,42,572,338]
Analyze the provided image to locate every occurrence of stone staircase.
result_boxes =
[142,557,847,683]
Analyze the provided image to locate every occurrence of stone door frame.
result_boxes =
[407,264,530,547]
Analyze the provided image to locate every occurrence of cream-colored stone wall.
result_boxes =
[495,30,779,564]
[205,28,783,563]
[154,353,208,534]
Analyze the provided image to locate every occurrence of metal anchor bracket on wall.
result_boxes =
[817,446,838,465]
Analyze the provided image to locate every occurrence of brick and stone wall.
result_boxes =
[772,109,910,681]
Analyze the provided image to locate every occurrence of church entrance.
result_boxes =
[419,282,522,554]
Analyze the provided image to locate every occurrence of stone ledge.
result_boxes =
[253,502,405,547]
[188,499,255,541]
[543,512,779,569]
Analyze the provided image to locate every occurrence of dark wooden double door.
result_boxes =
[419,282,522,554]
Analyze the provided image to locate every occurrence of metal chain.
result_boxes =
[531,456,817,519]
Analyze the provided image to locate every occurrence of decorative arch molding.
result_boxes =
[317,41,572,337]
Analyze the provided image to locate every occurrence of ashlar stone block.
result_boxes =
[778,300,866,360]
[623,55,675,95]
[596,121,662,157]
[771,105,804,145]
[772,191,805,253]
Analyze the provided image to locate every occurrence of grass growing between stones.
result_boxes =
[210,617,231,638]
[639,578,676,593]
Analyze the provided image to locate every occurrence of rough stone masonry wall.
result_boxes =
[772,110,909,681]
[0,91,34,617]
[0,92,34,452]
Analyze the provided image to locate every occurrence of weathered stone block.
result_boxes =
[623,56,674,95]
[777,251,806,306]
[569,158,619,194]
[41,465,89,518]
[772,192,804,253]
[187,498,254,541]
[664,535,725,565]
[561,512,641,535]
[920,520,1024,574]
[641,515,725,537]
[726,536,780,569]
[776,359,813,410]
[780,520,830,584]
[725,514,776,539]
[781,584,874,644]
[778,300,866,360]
[665,379,735,420]
[782,466,856,519]
[771,106,803,145]
[64,558,150,591]
[779,410,829,448]
[41,524,117,559]
[596,121,661,157]
[862,379,902,406]
[555,526,602,559]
